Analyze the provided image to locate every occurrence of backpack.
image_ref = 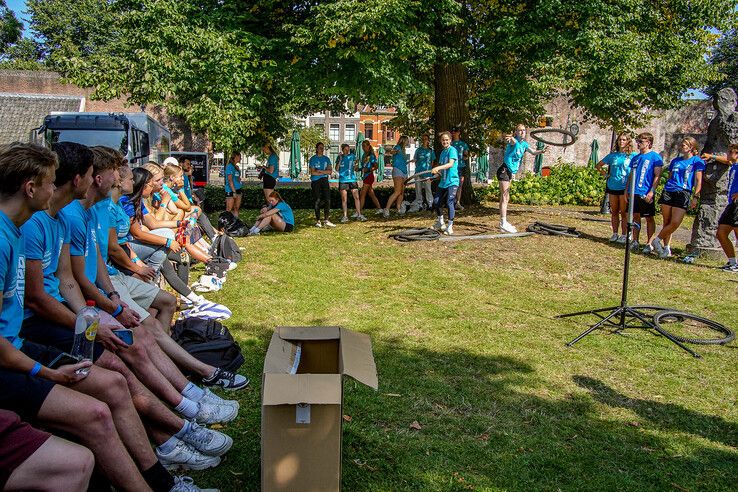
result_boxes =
[218,211,250,237]
[210,233,242,263]
[205,257,230,279]
[171,318,244,373]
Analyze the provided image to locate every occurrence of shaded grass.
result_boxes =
[194,204,737,491]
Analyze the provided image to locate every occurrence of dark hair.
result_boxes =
[0,142,58,198]
[230,151,240,162]
[128,167,153,223]
[90,146,123,176]
[315,142,324,151]
[52,142,93,188]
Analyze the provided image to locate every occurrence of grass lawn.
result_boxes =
[192,202,737,491]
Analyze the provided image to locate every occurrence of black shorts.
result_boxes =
[658,189,691,210]
[718,201,738,227]
[605,187,625,196]
[459,166,471,179]
[284,223,294,233]
[496,165,513,182]
[225,189,242,198]
[632,194,656,217]
[263,174,277,189]
[339,182,359,191]
[21,316,105,362]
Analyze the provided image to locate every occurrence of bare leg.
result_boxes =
[225,197,233,214]
[618,194,628,235]
[142,318,215,378]
[716,224,737,259]
[352,188,361,215]
[632,213,642,243]
[360,185,368,210]
[341,189,348,217]
[456,174,465,206]
[269,214,288,232]
[368,187,382,209]
[151,290,176,331]
[499,180,511,222]
[135,318,191,393]
[645,216,656,244]
[263,188,273,203]
[608,194,621,234]
[233,194,242,217]
[4,436,94,492]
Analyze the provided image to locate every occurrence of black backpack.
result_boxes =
[218,211,250,237]
[171,318,245,374]
[210,233,242,263]
[205,257,230,279]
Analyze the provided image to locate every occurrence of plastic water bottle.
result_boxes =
[70,300,99,375]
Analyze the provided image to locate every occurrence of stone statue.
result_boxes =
[690,87,737,256]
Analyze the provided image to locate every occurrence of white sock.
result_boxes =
[186,292,201,302]
[181,382,205,402]
[174,397,199,419]
[437,216,444,223]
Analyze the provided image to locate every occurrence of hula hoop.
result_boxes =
[529,128,577,147]
[405,170,439,186]
[652,310,735,345]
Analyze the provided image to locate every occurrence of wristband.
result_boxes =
[132,257,139,263]
[106,290,119,299]
[112,304,123,317]
[29,362,42,377]
[166,238,172,249]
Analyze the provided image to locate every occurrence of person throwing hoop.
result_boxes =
[628,132,663,253]
[595,133,637,243]
[381,135,410,217]
[499,124,546,233]
[431,132,459,235]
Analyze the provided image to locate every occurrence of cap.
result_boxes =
[162,156,179,167]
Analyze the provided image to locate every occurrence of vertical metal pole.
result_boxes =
[620,169,637,324]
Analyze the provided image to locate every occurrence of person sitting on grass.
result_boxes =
[628,132,663,253]
[248,191,295,235]
[701,144,738,272]
[431,131,459,236]
[336,144,366,223]
[499,124,546,233]
[595,132,637,244]
[651,137,705,259]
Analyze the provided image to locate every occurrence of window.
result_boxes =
[344,124,356,141]
[329,124,340,142]
[364,122,374,140]
[385,126,395,141]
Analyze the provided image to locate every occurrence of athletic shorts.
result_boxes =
[20,317,105,362]
[225,189,242,198]
[110,273,159,320]
[658,189,691,210]
[284,223,294,233]
[632,194,656,217]
[718,201,738,227]
[363,174,375,186]
[263,174,277,189]
[339,182,359,191]
[605,187,625,196]
[391,168,408,179]
[0,366,55,422]
[496,165,513,182]
[0,410,51,489]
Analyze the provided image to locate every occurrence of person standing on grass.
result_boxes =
[359,140,383,213]
[336,144,365,223]
[701,144,738,272]
[595,133,637,244]
[308,142,335,228]
[224,151,242,216]
[628,132,663,253]
[430,131,459,235]
[450,127,469,211]
[248,191,295,235]
[260,143,279,203]
[499,124,546,233]
[652,137,705,259]
[408,134,435,212]
[381,135,410,217]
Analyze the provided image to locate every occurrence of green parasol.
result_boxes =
[476,151,489,182]
[533,140,545,175]
[588,139,599,169]
[288,130,301,179]
[377,145,385,181]
[355,131,365,174]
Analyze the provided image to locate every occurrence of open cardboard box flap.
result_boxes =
[338,328,378,390]
[262,373,343,405]
[277,326,341,341]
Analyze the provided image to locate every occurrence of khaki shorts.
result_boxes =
[110,273,159,320]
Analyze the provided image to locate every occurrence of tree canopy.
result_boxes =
[26,0,738,151]
[706,29,738,97]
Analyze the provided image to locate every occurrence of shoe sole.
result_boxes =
[161,456,221,471]
[192,437,233,457]
[203,379,251,391]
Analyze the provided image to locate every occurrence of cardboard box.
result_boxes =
[261,326,378,492]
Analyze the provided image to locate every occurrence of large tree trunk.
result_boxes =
[434,63,472,205]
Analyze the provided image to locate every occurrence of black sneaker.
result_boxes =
[201,368,250,391]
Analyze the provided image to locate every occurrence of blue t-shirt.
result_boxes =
[0,211,26,348]
[414,147,435,174]
[89,198,118,277]
[503,139,530,174]
[224,163,241,192]
[162,184,180,203]
[664,155,706,193]
[182,174,193,201]
[58,200,97,284]
[20,211,67,318]
[266,153,279,179]
[451,140,469,169]
[111,200,132,244]
[361,153,378,180]
[630,151,664,196]
[337,153,357,183]
[119,195,148,220]
[392,145,408,174]
[438,146,459,189]
[602,152,637,191]
[727,163,738,203]
[274,201,294,226]
[309,155,331,182]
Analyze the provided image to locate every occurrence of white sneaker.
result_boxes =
[340,215,349,223]
[247,227,260,236]
[399,202,408,214]
[642,243,654,254]
[156,440,221,471]
[195,395,238,424]
[408,204,422,213]
[170,475,219,492]
[616,234,627,244]
[351,212,359,218]
[181,421,233,456]
[500,221,517,233]
[432,218,444,231]
[660,245,672,259]
[357,214,367,221]
[315,221,322,228]
[444,224,454,235]
[382,209,390,218]
[652,237,664,256]
[374,209,383,216]
[227,262,237,271]
[200,388,240,413]
[323,220,336,228]
[609,233,619,242]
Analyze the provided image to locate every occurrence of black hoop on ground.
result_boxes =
[389,228,441,242]
[529,128,577,147]
[404,170,439,186]
[652,310,735,345]
[526,221,581,238]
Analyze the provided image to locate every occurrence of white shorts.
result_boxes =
[110,273,159,320]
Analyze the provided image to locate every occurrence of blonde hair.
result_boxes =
[398,135,409,147]
[636,132,654,147]
[361,140,374,162]
[163,163,183,182]
[616,133,634,154]
[681,137,699,155]
[438,131,451,140]
[143,162,163,177]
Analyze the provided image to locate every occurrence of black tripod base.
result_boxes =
[560,305,701,358]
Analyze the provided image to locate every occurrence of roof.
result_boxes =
[0,93,83,145]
